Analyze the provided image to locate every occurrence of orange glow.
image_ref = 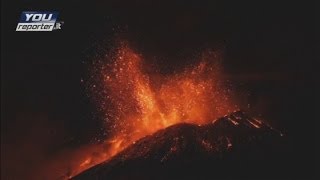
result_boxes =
[70,42,235,177]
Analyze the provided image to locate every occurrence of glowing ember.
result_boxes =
[228,117,239,125]
[247,120,261,128]
[71,42,235,177]
[226,137,232,149]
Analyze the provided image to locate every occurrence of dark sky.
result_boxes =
[1,0,316,179]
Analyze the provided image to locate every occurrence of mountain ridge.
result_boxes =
[72,111,285,180]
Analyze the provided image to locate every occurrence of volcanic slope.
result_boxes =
[72,111,286,180]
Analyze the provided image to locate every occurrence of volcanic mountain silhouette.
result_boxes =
[72,111,286,180]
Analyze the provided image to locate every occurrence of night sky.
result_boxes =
[1,0,315,179]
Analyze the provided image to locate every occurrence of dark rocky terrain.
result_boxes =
[73,111,287,180]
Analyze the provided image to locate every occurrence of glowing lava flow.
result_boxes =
[72,43,235,178]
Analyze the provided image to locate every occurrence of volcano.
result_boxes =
[72,111,285,180]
